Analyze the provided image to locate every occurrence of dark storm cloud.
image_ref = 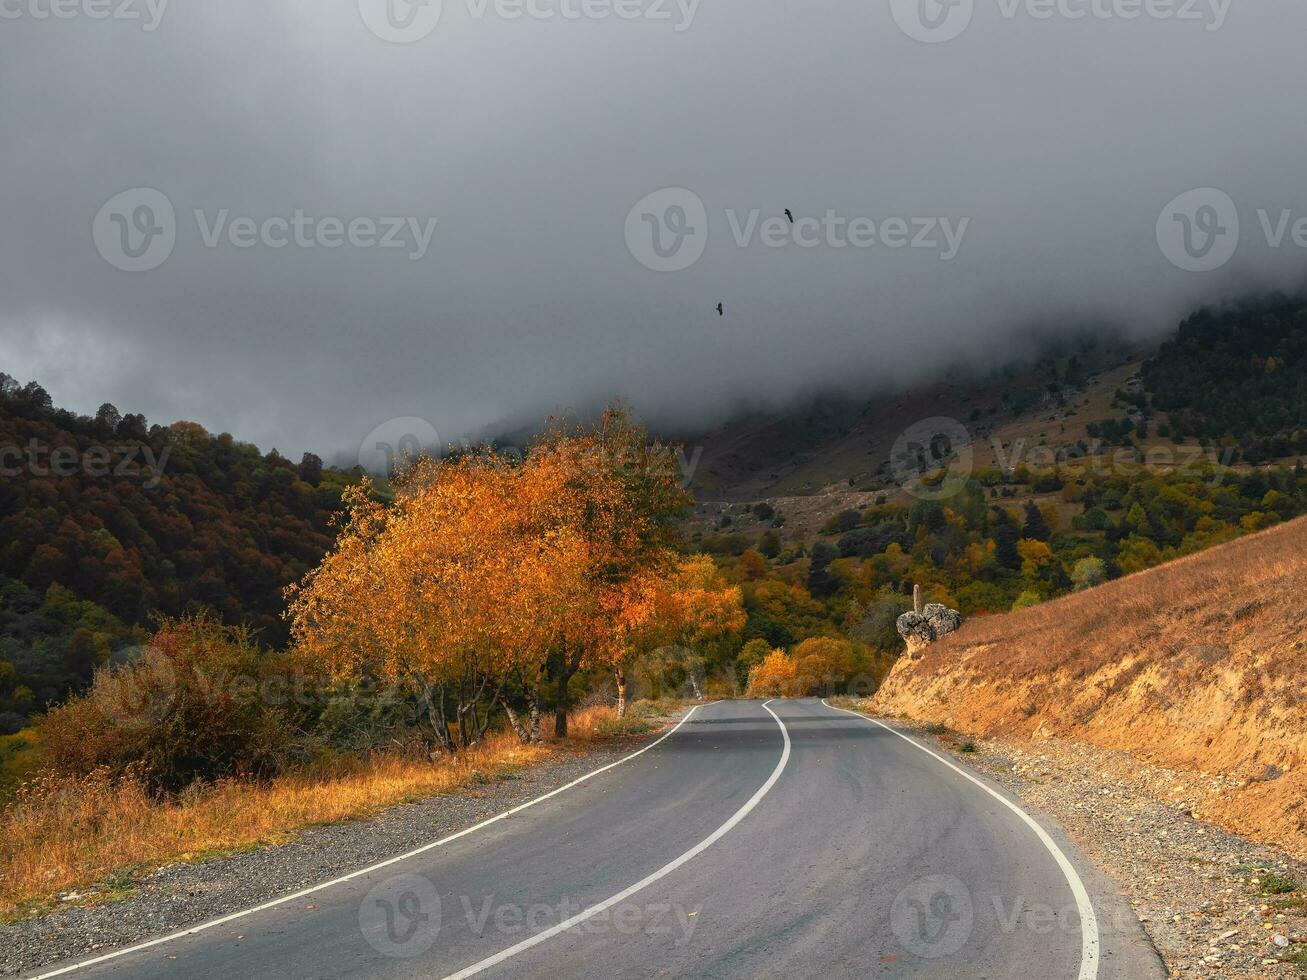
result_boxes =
[1,0,1304,461]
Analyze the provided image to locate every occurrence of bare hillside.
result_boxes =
[873,517,1307,858]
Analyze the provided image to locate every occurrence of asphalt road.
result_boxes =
[28,699,1165,980]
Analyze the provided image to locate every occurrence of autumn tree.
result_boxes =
[524,408,692,736]
[610,557,744,716]
[286,455,587,752]
[746,649,802,698]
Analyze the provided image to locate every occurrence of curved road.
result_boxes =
[28,699,1164,980]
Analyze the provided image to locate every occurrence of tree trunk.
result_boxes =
[417,680,453,754]
[524,663,545,742]
[529,698,541,743]
[554,678,570,738]
[554,651,579,739]
[615,668,628,718]
[502,700,530,743]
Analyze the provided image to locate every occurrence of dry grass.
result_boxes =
[0,704,668,921]
[873,516,1307,858]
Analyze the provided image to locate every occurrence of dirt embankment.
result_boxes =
[872,517,1307,859]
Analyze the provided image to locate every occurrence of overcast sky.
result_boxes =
[2,0,1306,464]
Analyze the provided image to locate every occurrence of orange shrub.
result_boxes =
[746,650,803,698]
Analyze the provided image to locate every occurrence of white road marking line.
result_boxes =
[26,704,714,980]
[441,699,793,980]
[821,699,1100,980]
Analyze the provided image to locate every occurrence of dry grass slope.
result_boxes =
[872,517,1307,858]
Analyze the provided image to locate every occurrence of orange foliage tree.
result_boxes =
[285,454,587,752]
[524,407,692,736]
[286,406,699,747]
[745,650,803,698]
[610,556,745,716]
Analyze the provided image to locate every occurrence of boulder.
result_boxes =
[923,603,962,636]
[896,602,963,656]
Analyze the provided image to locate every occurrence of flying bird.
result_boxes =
[784,209,794,223]
[716,302,724,317]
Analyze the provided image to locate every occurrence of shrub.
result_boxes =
[746,650,803,698]
[38,615,308,792]
[791,637,856,696]
[1070,557,1107,591]
[821,509,862,535]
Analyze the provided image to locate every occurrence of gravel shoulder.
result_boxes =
[899,723,1307,978]
[0,732,666,979]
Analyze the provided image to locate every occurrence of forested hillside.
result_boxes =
[694,296,1307,676]
[1143,295,1307,461]
[0,376,357,732]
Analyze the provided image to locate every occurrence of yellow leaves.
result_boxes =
[1016,538,1053,577]
[746,650,801,698]
[286,408,725,701]
[287,453,584,684]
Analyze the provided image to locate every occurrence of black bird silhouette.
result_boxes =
[716,302,724,317]
[784,209,794,223]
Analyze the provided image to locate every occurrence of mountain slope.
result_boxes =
[871,516,1307,858]
[0,376,357,731]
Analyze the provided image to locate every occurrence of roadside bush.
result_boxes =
[37,615,308,792]
[746,650,803,698]
[791,637,856,695]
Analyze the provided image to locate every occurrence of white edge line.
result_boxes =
[26,703,716,980]
[821,699,1100,980]
[441,699,793,980]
